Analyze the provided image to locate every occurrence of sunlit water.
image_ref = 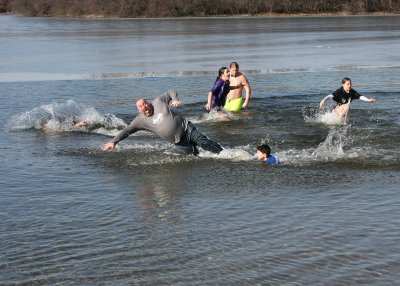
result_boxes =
[1,14,400,285]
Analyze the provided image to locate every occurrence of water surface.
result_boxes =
[1,14,400,285]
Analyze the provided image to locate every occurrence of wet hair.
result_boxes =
[256,144,271,157]
[218,66,228,76]
[216,66,228,81]
[342,77,351,84]
[230,62,239,69]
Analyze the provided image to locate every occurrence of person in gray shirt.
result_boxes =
[102,90,223,156]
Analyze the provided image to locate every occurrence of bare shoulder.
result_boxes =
[236,71,245,78]
[237,72,249,84]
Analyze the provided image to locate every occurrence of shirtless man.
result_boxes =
[224,62,251,112]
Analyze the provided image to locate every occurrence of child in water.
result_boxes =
[256,144,279,165]
[319,77,376,118]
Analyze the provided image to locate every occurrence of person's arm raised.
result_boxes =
[170,99,181,107]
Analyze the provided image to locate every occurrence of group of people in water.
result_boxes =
[205,62,251,112]
[78,62,376,166]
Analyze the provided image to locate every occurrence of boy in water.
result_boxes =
[256,144,279,165]
[319,77,376,118]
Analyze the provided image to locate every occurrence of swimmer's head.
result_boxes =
[341,77,352,93]
[136,98,154,117]
[256,144,271,160]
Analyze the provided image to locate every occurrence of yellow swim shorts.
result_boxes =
[224,97,244,112]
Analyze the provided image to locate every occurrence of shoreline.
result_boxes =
[1,11,399,19]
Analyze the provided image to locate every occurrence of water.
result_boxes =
[1,14,400,285]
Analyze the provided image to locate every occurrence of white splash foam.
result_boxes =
[312,129,347,159]
[303,106,347,126]
[316,111,346,125]
[198,147,254,161]
[189,110,233,124]
[277,128,356,165]
[6,100,127,134]
[110,143,255,165]
[90,127,121,137]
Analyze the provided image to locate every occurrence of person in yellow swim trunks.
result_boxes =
[224,97,244,112]
[224,62,251,112]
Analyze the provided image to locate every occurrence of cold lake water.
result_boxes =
[1,14,400,285]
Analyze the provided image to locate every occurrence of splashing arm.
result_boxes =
[74,120,87,127]
[102,142,115,151]
[102,117,141,151]
[161,90,181,107]
[359,96,376,103]
[320,94,333,108]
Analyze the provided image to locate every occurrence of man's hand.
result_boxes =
[74,120,87,127]
[102,142,115,151]
[171,100,181,107]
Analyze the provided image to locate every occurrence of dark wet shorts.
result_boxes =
[175,121,223,156]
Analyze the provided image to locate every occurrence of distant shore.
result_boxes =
[1,0,399,18]
[1,11,399,19]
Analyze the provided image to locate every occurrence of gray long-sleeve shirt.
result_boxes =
[111,90,188,145]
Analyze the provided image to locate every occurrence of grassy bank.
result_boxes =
[1,0,399,17]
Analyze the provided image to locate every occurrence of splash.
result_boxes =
[312,128,347,159]
[189,109,233,124]
[103,143,255,166]
[6,100,126,135]
[303,106,347,126]
[277,128,358,165]
[200,147,254,162]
